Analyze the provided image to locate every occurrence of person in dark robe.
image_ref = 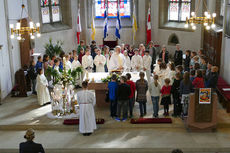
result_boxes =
[174,44,183,66]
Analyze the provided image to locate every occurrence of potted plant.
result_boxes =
[44,38,63,58]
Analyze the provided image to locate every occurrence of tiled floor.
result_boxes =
[1,91,230,153]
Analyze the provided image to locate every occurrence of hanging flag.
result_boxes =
[132,0,137,42]
[103,5,108,39]
[115,4,121,39]
[146,4,151,45]
[76,5,81,44]
[91,4,96,40]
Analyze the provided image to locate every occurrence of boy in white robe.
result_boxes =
[36,68,51,106]
[143,50,152,81]
[71,55,81,70]
[76,81,96,136]
[53,59,60,72]
[72,55,82,87]
[94,49,106,72]
[108,46,125,72]
[123,50,131,72]
[131,48,143,72]
[82,50,94,73]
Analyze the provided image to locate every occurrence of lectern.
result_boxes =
[186,89,218,132]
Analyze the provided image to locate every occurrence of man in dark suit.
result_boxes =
[174,44,183,66]
[148,41,156,73]
[159,45,169,64]
[19,129,45,153]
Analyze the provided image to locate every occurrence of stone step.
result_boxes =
[1,148,230,153]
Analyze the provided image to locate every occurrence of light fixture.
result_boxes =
[185,0,216,31]
[9,4,41,40]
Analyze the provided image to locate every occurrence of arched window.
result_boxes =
[168,0,191,22]
[95,0,131,18]
[41,0,62,24]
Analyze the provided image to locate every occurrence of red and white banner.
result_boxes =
[146,5,151,45]
[76,7,81,44]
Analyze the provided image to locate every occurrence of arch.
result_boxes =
[168,33,179,46]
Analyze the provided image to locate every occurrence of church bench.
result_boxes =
[217,77,230,113]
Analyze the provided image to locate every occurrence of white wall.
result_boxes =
[151,0,202,55]
[30,0,79,55]
[0,0,13,100]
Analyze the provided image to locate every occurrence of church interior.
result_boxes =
[1,0,230,153]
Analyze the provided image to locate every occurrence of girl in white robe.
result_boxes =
[131,49,143,72]
[65,55,72,71]
[123,50,131,72]
[143,50,152,81]
[76,81,96,136]
[36,69,51,106]
[94,49,106,72]
[167,62,176,85]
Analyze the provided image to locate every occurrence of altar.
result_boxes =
[83,72,147,107]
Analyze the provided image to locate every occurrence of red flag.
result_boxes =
[76,7,81,44]
[146,6,151,45]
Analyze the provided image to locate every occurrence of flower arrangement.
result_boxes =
[101,73,120,83]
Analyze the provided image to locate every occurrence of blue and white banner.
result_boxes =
[103,6,108,39]
[115,5,121,39]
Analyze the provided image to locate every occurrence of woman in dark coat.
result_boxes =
[159,45,169,64]
[136,72,148,118]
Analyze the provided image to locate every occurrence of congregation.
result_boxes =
[26,39,219,135]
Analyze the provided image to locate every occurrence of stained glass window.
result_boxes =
[41,0,61,24]
[95,0,131,18]
[168,0,191,22]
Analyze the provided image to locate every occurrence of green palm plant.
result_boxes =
[44,38,63,58]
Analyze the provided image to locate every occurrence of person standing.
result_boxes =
[78,48,85,64]
[143,50,152,81]
[180,72,193,118]
[171,72,182,117]
[149,75,161,118]
[82,50,94,73]
[108,74,118,118]
[94,49,106,72]
[160,78,172,116]
[28,60,37,95]
[126,73,136,118]
[19,129,45,153]
[184,50,191,72]
[36,68,51,106]
[116,76,131,122]
[136,72,148,118]
[76,81,96,136]
[131,48,143,72]
[174,44,183,66]
[124,50,131,72]
[77,40,86,55]
[35,56,43,72]
[148,41,156,73]
[159,45,169,64]
[108,46,125,71]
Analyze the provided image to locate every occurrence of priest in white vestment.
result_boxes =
[82,50,94,73]
[143,50,152,81]
[131,48,143,72]
[108,46,125,72]
[94,49,106,72]
[123,50,131,72]
[36,69,51,106]
[76,81,96,136]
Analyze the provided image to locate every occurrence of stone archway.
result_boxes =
[168,33,179,46]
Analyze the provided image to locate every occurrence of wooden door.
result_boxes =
[19,18,31,68]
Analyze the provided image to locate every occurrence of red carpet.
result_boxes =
[63,119,105,125]
[130,118,172,124]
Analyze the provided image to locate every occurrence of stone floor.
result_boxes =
[1,91,230,153]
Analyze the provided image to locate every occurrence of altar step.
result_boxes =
[1,122,230,131]
[1,148,230,153]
